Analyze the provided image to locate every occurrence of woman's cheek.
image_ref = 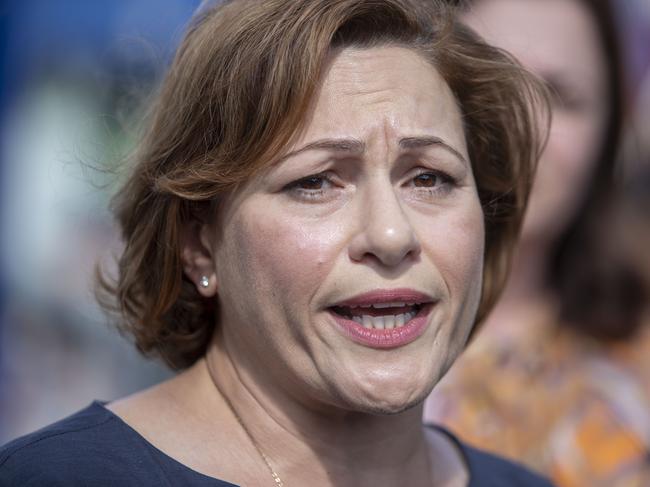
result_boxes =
[425,204,484,309]
[438,206,485,348]
[426,199,483,264]
[239,206,346,297]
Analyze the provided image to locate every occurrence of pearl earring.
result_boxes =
[200,276,210,288]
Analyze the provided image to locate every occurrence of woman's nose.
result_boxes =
[348,182,421,268]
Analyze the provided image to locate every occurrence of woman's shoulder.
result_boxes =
[0,402,134,485]
[0,401,235,486]
[0,402,166,486]
[427,424,556,487]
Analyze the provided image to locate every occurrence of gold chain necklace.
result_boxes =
[206,360,285,487]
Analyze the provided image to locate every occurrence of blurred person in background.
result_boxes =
[426,0,650,486]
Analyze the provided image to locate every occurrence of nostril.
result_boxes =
[348,188,421,266]
[348,225,421,266]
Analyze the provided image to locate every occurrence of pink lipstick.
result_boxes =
[327,288,434,349]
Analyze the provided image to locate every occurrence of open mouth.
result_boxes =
[329,302,430,330]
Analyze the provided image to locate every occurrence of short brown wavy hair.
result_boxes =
[98,0,548,369]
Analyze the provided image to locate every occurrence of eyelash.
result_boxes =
[283,169,458,201]
[284,172,335,200]
[409,170,457,195]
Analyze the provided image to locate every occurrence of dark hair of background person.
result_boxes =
[544,0,630,340]
[97,0,549,369]
[563,162,650,341]
[450,0,632,340]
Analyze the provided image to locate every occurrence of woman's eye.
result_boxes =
[412,171,454,188]
[413,173,440,188]
[297,175,328,190]
[283,173,338,201]
[407,170,457,198]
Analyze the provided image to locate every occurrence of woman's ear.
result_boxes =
[180,219,218,297]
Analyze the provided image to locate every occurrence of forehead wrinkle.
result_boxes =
[328,55,411,104]
[381,116,396,161]
[335,82,402,108]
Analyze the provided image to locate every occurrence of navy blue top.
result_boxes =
[0,401,554,486]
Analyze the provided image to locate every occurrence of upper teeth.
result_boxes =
[358,301,415,309]
[351,311,417,330]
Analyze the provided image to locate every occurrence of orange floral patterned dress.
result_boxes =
[426,312,650,487]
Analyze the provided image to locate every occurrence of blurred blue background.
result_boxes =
[0,0,202,442]
[0,0,648,443]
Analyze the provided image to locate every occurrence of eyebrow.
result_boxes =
[279,138,366,162]
[280,135,467,164]
[398,136,468,164]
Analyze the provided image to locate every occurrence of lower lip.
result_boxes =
[328,305,432,349]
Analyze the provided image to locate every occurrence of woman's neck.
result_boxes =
[200,338,464,487]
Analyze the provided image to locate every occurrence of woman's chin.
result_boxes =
[328,369,437,416]
[362,395,428,416]
[345,387,430,416]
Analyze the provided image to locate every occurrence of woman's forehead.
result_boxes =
[289,46,467,159]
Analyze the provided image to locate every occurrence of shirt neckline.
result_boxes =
[93,401,474,487]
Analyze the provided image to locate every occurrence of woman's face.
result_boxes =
[464,0,609,246]
[203,47,484,414]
